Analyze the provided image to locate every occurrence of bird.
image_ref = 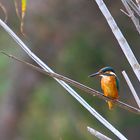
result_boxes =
[89,66,119,110]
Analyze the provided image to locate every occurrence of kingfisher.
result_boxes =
[89,66,119,110]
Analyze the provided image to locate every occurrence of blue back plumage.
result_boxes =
[115,76,119,91]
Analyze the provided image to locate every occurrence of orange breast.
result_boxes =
[101,76,119,99]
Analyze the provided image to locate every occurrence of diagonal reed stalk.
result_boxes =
[1,51,140,115]
[126,0,140,15]
[95,0,140,83]
[0,19,127,140]
[121,0,140,34]
[87,126,112,140]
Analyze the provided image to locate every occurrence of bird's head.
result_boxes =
[89,66,116,77]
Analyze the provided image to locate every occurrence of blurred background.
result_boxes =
[0,0,140,140]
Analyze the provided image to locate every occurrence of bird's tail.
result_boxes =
[107,101,113,110]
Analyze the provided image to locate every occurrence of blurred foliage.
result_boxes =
[0,0,140,140]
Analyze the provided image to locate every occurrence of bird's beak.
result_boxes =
[88,72,100,77]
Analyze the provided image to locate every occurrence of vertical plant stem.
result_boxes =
[122,71,140,108]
